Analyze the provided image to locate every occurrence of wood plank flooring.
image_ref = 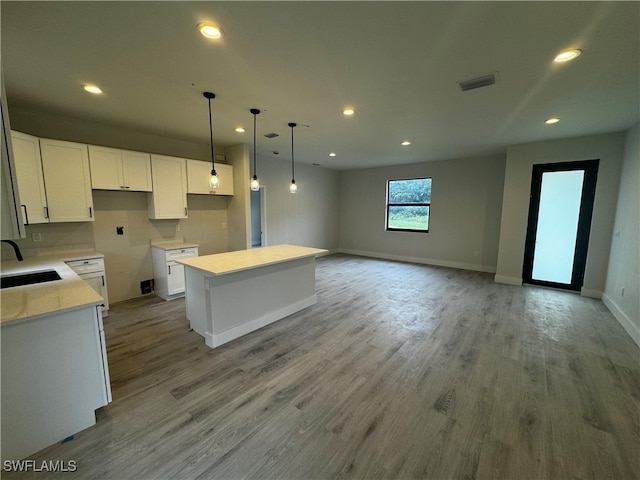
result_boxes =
[3,254,639,479]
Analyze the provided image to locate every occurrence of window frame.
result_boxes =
[385,177,432,233]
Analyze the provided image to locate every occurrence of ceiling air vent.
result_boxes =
[264,132,279,139]
[459,74,496,92]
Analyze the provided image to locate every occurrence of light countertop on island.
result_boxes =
[178,244,328,276]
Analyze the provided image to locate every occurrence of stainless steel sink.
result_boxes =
[1,270,62,289]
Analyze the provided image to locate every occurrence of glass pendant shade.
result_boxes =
[210,170,219,188]
[289,180,297,194]
[250,175,260,191]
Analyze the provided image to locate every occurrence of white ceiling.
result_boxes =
[2,1,638,170]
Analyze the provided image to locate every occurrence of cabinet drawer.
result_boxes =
[66,258,105,274]
[165,248,198,261]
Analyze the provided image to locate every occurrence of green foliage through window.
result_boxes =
[386,178,431,232]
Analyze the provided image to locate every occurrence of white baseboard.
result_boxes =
[602,293,640,348]
[580,288,602,299]
[494,275,523,286]
[204,295,317,348]
[338,248,496,273]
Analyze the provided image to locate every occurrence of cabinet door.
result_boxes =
[80,272,109,313]
[88,145,124,190]
[40,139,94,222]
[214,163,234,196]
[148,155,187,219]
[11,131,49,224]
[167,261,185,295]
[122,150,152,192]
[186,159,214,194]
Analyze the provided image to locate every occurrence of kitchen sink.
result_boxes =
[1,270,62,289]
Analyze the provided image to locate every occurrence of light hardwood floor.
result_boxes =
[4,254,639,479]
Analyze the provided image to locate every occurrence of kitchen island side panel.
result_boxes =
[184,256,317,348]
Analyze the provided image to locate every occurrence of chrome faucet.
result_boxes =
[1,240,24,261]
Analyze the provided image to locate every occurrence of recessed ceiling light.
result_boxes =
[235,127,245,133]
[198,22,224,39]
[401,141,411,146]
[82,83,102,94]
[342,107,356,116]
[329,152,336,157]
[545,117,560,124]
[554,49,582,63]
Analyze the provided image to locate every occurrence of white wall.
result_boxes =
[338,154,506,271]
[495,132,624,297]
[603,122,639,346]
[252,154,340,250]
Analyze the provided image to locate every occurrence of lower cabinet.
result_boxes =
[1,304,111,461]
[152,244,199,300]
[66,257,109,316]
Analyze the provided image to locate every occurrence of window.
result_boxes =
[386,177,432,232]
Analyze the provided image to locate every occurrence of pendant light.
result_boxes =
[203,91,219,189]
[250,108,261,191]
[288,122,297,193]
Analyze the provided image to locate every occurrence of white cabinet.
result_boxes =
[10,131,49,224]
[152,244,198,300]
[39,138,94,222]
[1,73,26,238]
[187,160,234,196]
[88,145,152,192]
[1,304,111,461]
[148,155,188,219]
[66,257,109,316]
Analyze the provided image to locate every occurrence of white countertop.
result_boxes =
[178,244,327,276]
[1,254,104,325]
[150,240,199,250]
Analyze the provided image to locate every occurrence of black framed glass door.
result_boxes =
[522,160,599,291]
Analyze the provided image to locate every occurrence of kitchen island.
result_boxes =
[179,244,327,348]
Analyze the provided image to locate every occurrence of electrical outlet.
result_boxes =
[32,232,42,242]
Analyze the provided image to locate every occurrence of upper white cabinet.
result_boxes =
[148,154,188,219]
[39,138,94,222]
[1,72,25,238]
[88,145,152,192]
[186,160,234,196]
[11,131,49,224]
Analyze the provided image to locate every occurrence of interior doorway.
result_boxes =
[250,186,266,248]
[522,160,599,291]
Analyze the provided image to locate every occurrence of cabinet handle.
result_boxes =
[184,207,188,216]
[89,207,93,218]
[125,186,130,189]
[21,205,29,225]
[120,186,126,189]
[101,275,105,287]
[44,206,49,219]
[168,265,171,275]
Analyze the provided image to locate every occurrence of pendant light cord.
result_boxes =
[252,110,258,177]
[203,92,216,173]
[289,122,296,181]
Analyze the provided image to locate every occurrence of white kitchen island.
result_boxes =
[179,244,327,348]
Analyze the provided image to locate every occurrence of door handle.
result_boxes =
[21,205,29,225]
[168,265,171,275]
[44,206,49,219]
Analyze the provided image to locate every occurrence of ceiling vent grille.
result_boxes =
[459,74,496,92]
[264,132,279,139]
